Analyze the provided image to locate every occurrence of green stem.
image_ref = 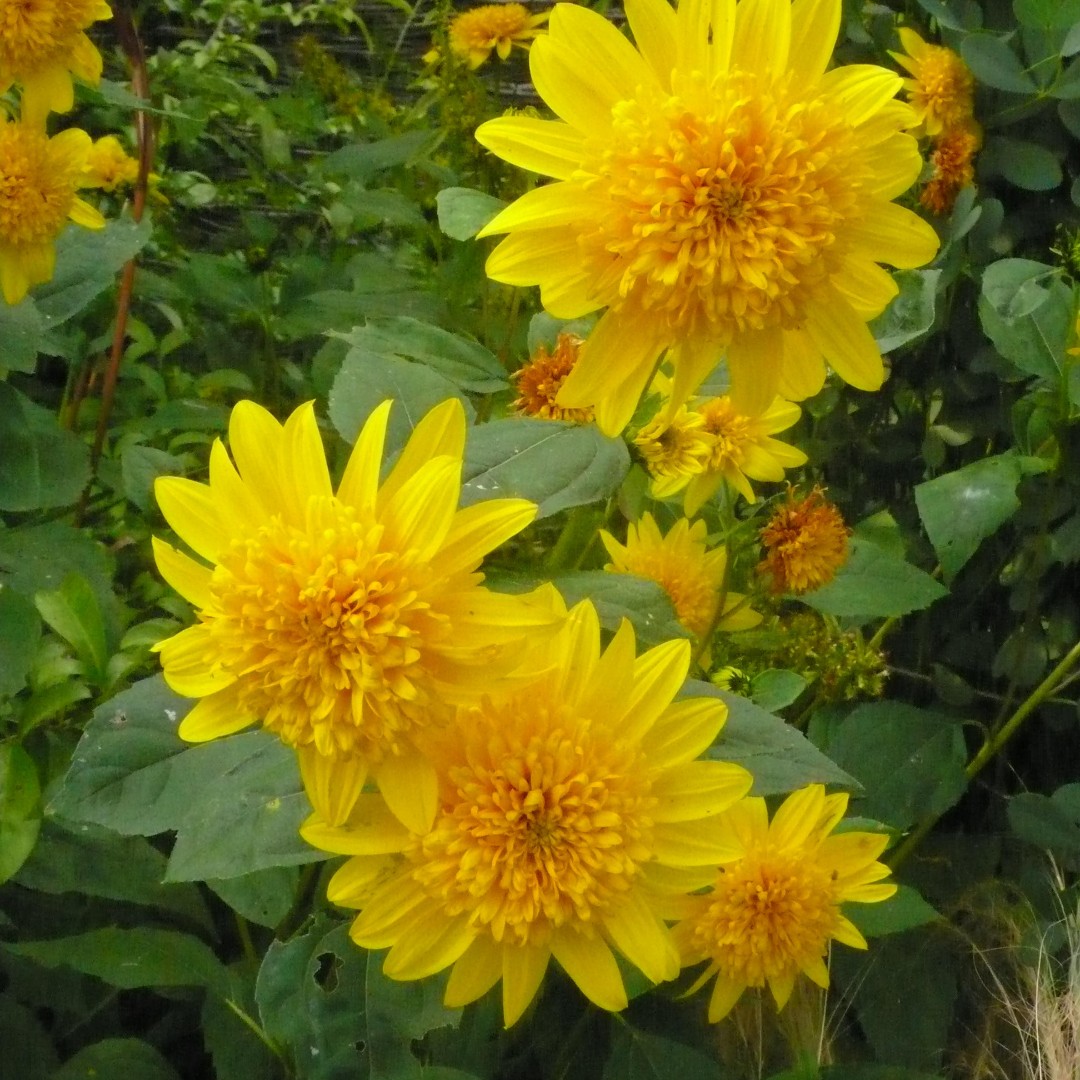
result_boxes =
[545,505,605,573]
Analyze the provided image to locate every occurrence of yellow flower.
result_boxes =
[601,512,760,639]
[0,0,112,124]
[634,405,714,486]
[758,485,849,594]
[674,784,896,1021]
[475,0,940,435]
[448,3,548,69]
[648,395,807,513]
[83,134,139,191]
[0,115,104,305]
[302,601,753,1027]
[891,27,974,137]
[152,398,561,834]
[920,123,981,216]
[512,332,594,422]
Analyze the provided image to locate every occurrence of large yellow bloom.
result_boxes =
[0,0,112,124]
[448,3,548,69]
[601,512,760,639]
[302,602,753,1027]
[0,115,104,305]
[476,0,940,436]
[673,784,896,1021]
[152,398,560,834]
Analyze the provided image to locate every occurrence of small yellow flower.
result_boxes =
[302,601,753,1027]
[448,3,548,69]
[0,0,112,124]
[83,134,139,191]
[634,406,714,487]
[758,486,850,595]
[512,333,594,422]
[920,123,981,216]
[601,512,760,639]
[673,784,896,1022]
[152,398,562,835]
[0,115,104,305]
[891,27,975,137]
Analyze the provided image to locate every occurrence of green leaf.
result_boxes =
[915,453,1024,582]
[818,1065,949,1080]
[802,538,947,619]
[547,571,689,646]
[13,819,212,930]
[0,586,42,697]
[121,445,183,511]
[3,927,229,993]
[0,297,45,374]
[750,669,808,712]
[871,270,941,353]
[603,1026,719,1080]
[914,0,966,30]
[0,997,57,1080]
[982,136,1063,190]
[0,384,91,512]
[332,317,508,393]
[202,964,283,1080]
[320,131,436,182]
[436,187,506,240]
[822,702,968,830]
[50,676,321,877]
[33,216,152,327]
[461,419,630,519]
[689,683,860,796]
[978,275,1072,381]
[0,744,41,884]
[328,349,473,449]
[256,918,459,1080]
[981,259,1059,322]
[1008,784,1080,853]
[961,34,1039,93]
[52,1039,181,1080]
[847,885,941,938]
[34,573,110,686]
[206,866,299,928]
[1014,0,1080,29]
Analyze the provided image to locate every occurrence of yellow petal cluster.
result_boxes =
[512,332,594,422]
[673,784,895,1021]
[476,0,940,435]
[152,398,560,833]
[758,485,849,594]
[0,114,104,304]
[448,3,548,69]
[301,601,753,1026]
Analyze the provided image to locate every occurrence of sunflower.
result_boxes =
[0,115,104,305]
[83,134,139,191]
[601,512,760,640]
[448,3,549,69]
[475,0,940,435]
[673,784,896,1021]
[891,27,974,137]
[152,398,561,833]
[0,0,112,124]
[302,601,753,1026]
[758,485,849,594]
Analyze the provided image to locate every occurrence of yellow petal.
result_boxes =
[707,972,746,1022]
[770,785,826,849]
[300,794,410,855]
[624,0,677,85]
[777,329,827,401]
[326,854,393,907]
[479,181,599,237]
[375,746,438,834]
[151,536,212,609]
[154,476,225,563]
[819,65,903,127]
[832,258,900,320]
[652,817,744,865]
[176,684,252,741]
[844,882,898,903]
[642,697,727,766]
[298,746,368,827]
[158,624,236,699]
[474,116,585,181]
[348,871,429,948]
[484,227,586,286]
[445,934,504,1008]
[617,639,692,742]
[789,0,840,82]
[529,34,618,135]
[430,499,538,578]
[337,399,392,515]
[379,456,460,562]
[726,326,783,417]
[805,290,885,391]
[601,891,680,985]
[652,760,753,822]
[284,401,332,505]
[768,969,797,1010]
[576,617,636,723]
[861,133,924,200]
[802,955,831,989]
[549,600,601,706]
[833,914,869,949]
[549,2,657,98]
[378,397,466,509]
[732,0,790,76]
[846,202,941,270]
[384,913,474,979]
[227,401,290,521]
[502,944,550,1027]
[208,439,267,532]
[550,930,628,1012]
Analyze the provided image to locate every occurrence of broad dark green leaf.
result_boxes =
[436,187,506,240]
[0,384,91,512]
[915,453,1024,581]
[121,445,183,511]
[962,34,1039,93]
[0,744,41,884]
[871,270,940,353]
[320,131,436,182]
[1014,0,1080,28]
[0,298,45,374]
[1008,784,1080,855]
[802,538,947,619]
[461,419,630,520]
[847,885,941,938]
[548,571,689,646]
[818,1067,948,1080]
[603,1026,719,1080]
[978,275,1072,381]
[981,259,1059,322]
[206,866,299,928]
[3,927,229,993]
[750,669,808,712]
[823,702,967,831]
[0,996,58,1080]
[52,1039,181,1080]
[0,587,41,698]
[983,136,1063,190]
[202,963,284,1080]
[689,683,860,796]
[34,573,109,685]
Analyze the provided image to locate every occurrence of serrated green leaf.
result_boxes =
[823,702,967,830]
[689,683,860,796]
[4,927,228,993]
[802,538,947,619]
[978,275,1072,381]
[461,419,630,520]
[548,570,689,646]
[52,1039,181,1080]
[206,866,299,928]
[121,445,183,511]
[436,187,506,240]
[0,744,41,884]
[750,669,808,712]
[34,573,109,685]
[1008,785,1080,853]
[915,453,1024,582]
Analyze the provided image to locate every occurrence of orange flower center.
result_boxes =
[0,123,78,245]
[513,334,594,422]
[910,47,973,130]
[413,702,655,944]
[698,397,755,471]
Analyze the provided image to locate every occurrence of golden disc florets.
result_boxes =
[448,3,547,69]
[758,486,849,594]
[512,333,594,422]
[892,28,975,137]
